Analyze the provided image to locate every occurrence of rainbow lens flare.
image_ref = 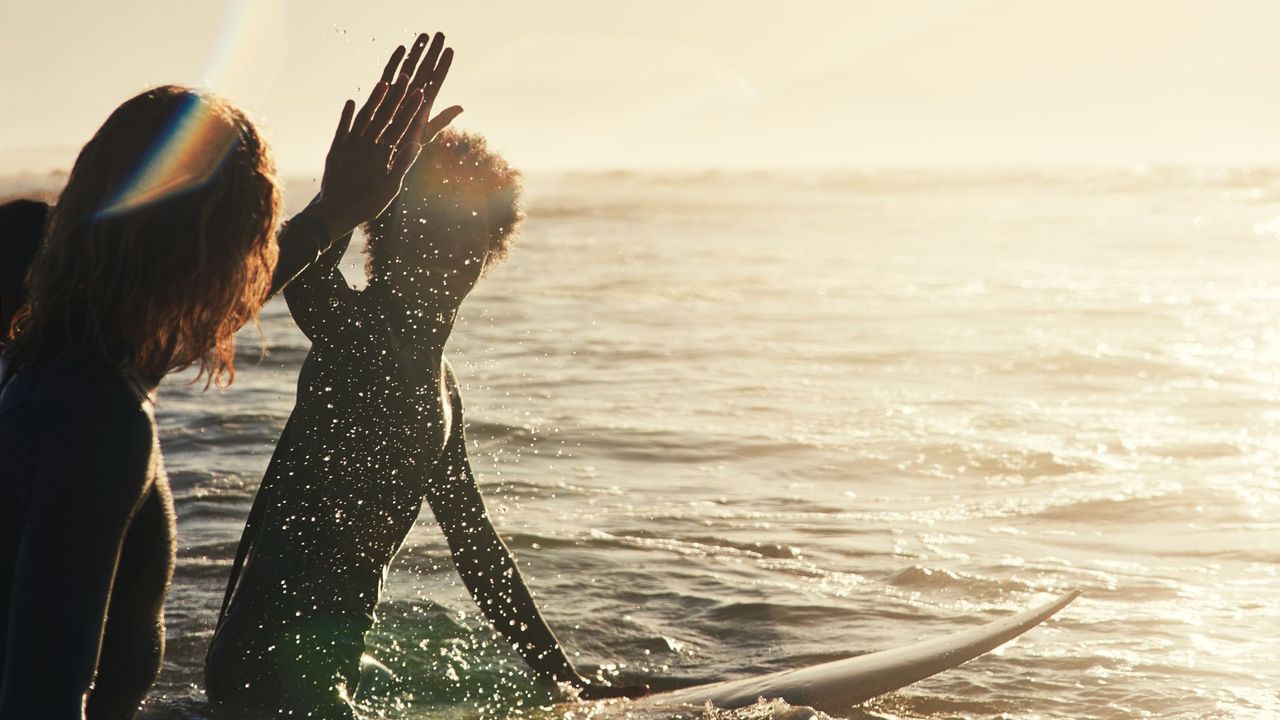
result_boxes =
[97,94,240,218]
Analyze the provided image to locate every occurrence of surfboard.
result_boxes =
[606,590,1080,716]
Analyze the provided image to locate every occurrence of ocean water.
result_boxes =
[10,167,1280,719]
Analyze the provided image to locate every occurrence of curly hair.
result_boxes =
[363,128,523,279]
[6,85,281,387]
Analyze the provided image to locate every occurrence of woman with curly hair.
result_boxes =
[0,32,461,720]
[207,128,645,719]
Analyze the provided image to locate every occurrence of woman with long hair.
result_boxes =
[0,32,461,719]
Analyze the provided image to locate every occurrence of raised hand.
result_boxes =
[304,32,463,240]
[392,31,465,145]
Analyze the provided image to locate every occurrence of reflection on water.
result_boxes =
[52,167,1278,718]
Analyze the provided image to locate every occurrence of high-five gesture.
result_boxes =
[391,31,466,145]
[304,32,463,240]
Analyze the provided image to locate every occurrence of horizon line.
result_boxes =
[10,160,1280,182]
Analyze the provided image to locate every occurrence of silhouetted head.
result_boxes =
[7,85,281,386]
[362,128,523,310]
[0,199,49,348]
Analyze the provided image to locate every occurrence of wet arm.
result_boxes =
[269,210,334,296]
[424,387,584,686]
[0,403,154,719]
[271,28,462,302]
[283,223,364,345]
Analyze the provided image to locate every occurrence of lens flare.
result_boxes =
[98,0,283,218]
[97,95,239,218]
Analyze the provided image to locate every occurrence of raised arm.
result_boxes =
[282,226,362,345]
[268,211,335,296]
[0,397,155,719]
[424,369,646,700]
[267,31,463,299]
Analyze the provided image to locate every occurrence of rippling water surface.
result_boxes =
[23,167,1280,719]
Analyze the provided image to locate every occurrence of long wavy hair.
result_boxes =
[7,85,281,387]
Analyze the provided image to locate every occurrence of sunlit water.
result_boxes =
[11,168,1280,719]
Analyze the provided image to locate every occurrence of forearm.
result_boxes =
[429,379,582,684]
[269,211,334,296]
[442,517,579,682]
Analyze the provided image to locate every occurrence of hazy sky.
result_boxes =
[3,0,1280,174]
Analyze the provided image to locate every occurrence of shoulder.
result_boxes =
[28,357,155,455]
[29,362,157,509]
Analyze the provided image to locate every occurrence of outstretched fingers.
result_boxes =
[330,99,355,152]
[338,32,454,177]
[370,73,412,143]
[379,44,408,84]
[399,33,431,83]
[409,32,446,90]
[351,81,390,139]
[382,88,426,150]
[423,104,464,143]
[422,47,453,111]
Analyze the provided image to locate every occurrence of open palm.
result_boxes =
[308,32,464,239]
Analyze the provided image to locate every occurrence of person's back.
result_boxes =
[0,350,167,719]
[0,86,280,720]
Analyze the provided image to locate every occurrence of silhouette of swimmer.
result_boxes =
[0,199,48,349]
[206,130,646,718]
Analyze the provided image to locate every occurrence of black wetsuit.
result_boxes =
[0,200,47,345]
[0,213,331,720]
[205,232,581,718]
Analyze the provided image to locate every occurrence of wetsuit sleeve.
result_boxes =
[282,228,365,347]
[423,370,585,686]
[269,211,333,297]
[0,397,155,719]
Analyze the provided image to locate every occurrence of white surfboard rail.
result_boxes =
[619,590,1081,715]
